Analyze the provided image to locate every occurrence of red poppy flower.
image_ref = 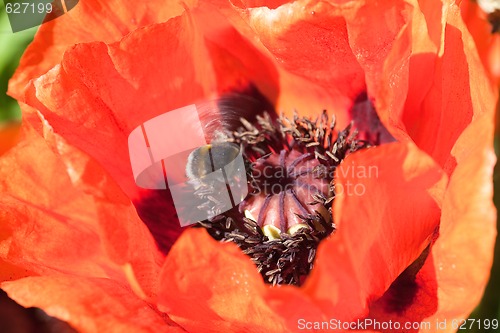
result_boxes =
[2,0,497,332]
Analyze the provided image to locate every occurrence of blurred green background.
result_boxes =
[0,4,35,122]
[0,4,499,333]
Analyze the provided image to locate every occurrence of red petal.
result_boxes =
[194,8,280,100]
[234,0,364,104]
[303,142,446,321]
[158,228,331,332]
[8,0,186,99]
[232,0,407,120]
[430,114,496,323]
[156,228,289,333]
[0,124,118,279]
[375,1,497,175]
[20,15,215,198]
[368,114,497,332]
[364,2,497,327]
[0,121,163,299]
[2,276,183,333]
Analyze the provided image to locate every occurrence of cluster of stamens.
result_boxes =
[196,111,369,285]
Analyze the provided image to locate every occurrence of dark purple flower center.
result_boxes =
[241,149,331,238]
[197,110,370,285]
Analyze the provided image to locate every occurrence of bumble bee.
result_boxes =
[185,142,241,181]
[183,90,269,205]
[185,142,248,216]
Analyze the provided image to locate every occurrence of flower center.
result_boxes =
[241,149,331,238]
[196,110,370,285]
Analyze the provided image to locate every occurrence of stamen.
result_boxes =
[288,223,310,235]
[244,210,257,222]
[263,225,282,240]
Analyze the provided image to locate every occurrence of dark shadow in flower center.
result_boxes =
[133,188,185,254]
